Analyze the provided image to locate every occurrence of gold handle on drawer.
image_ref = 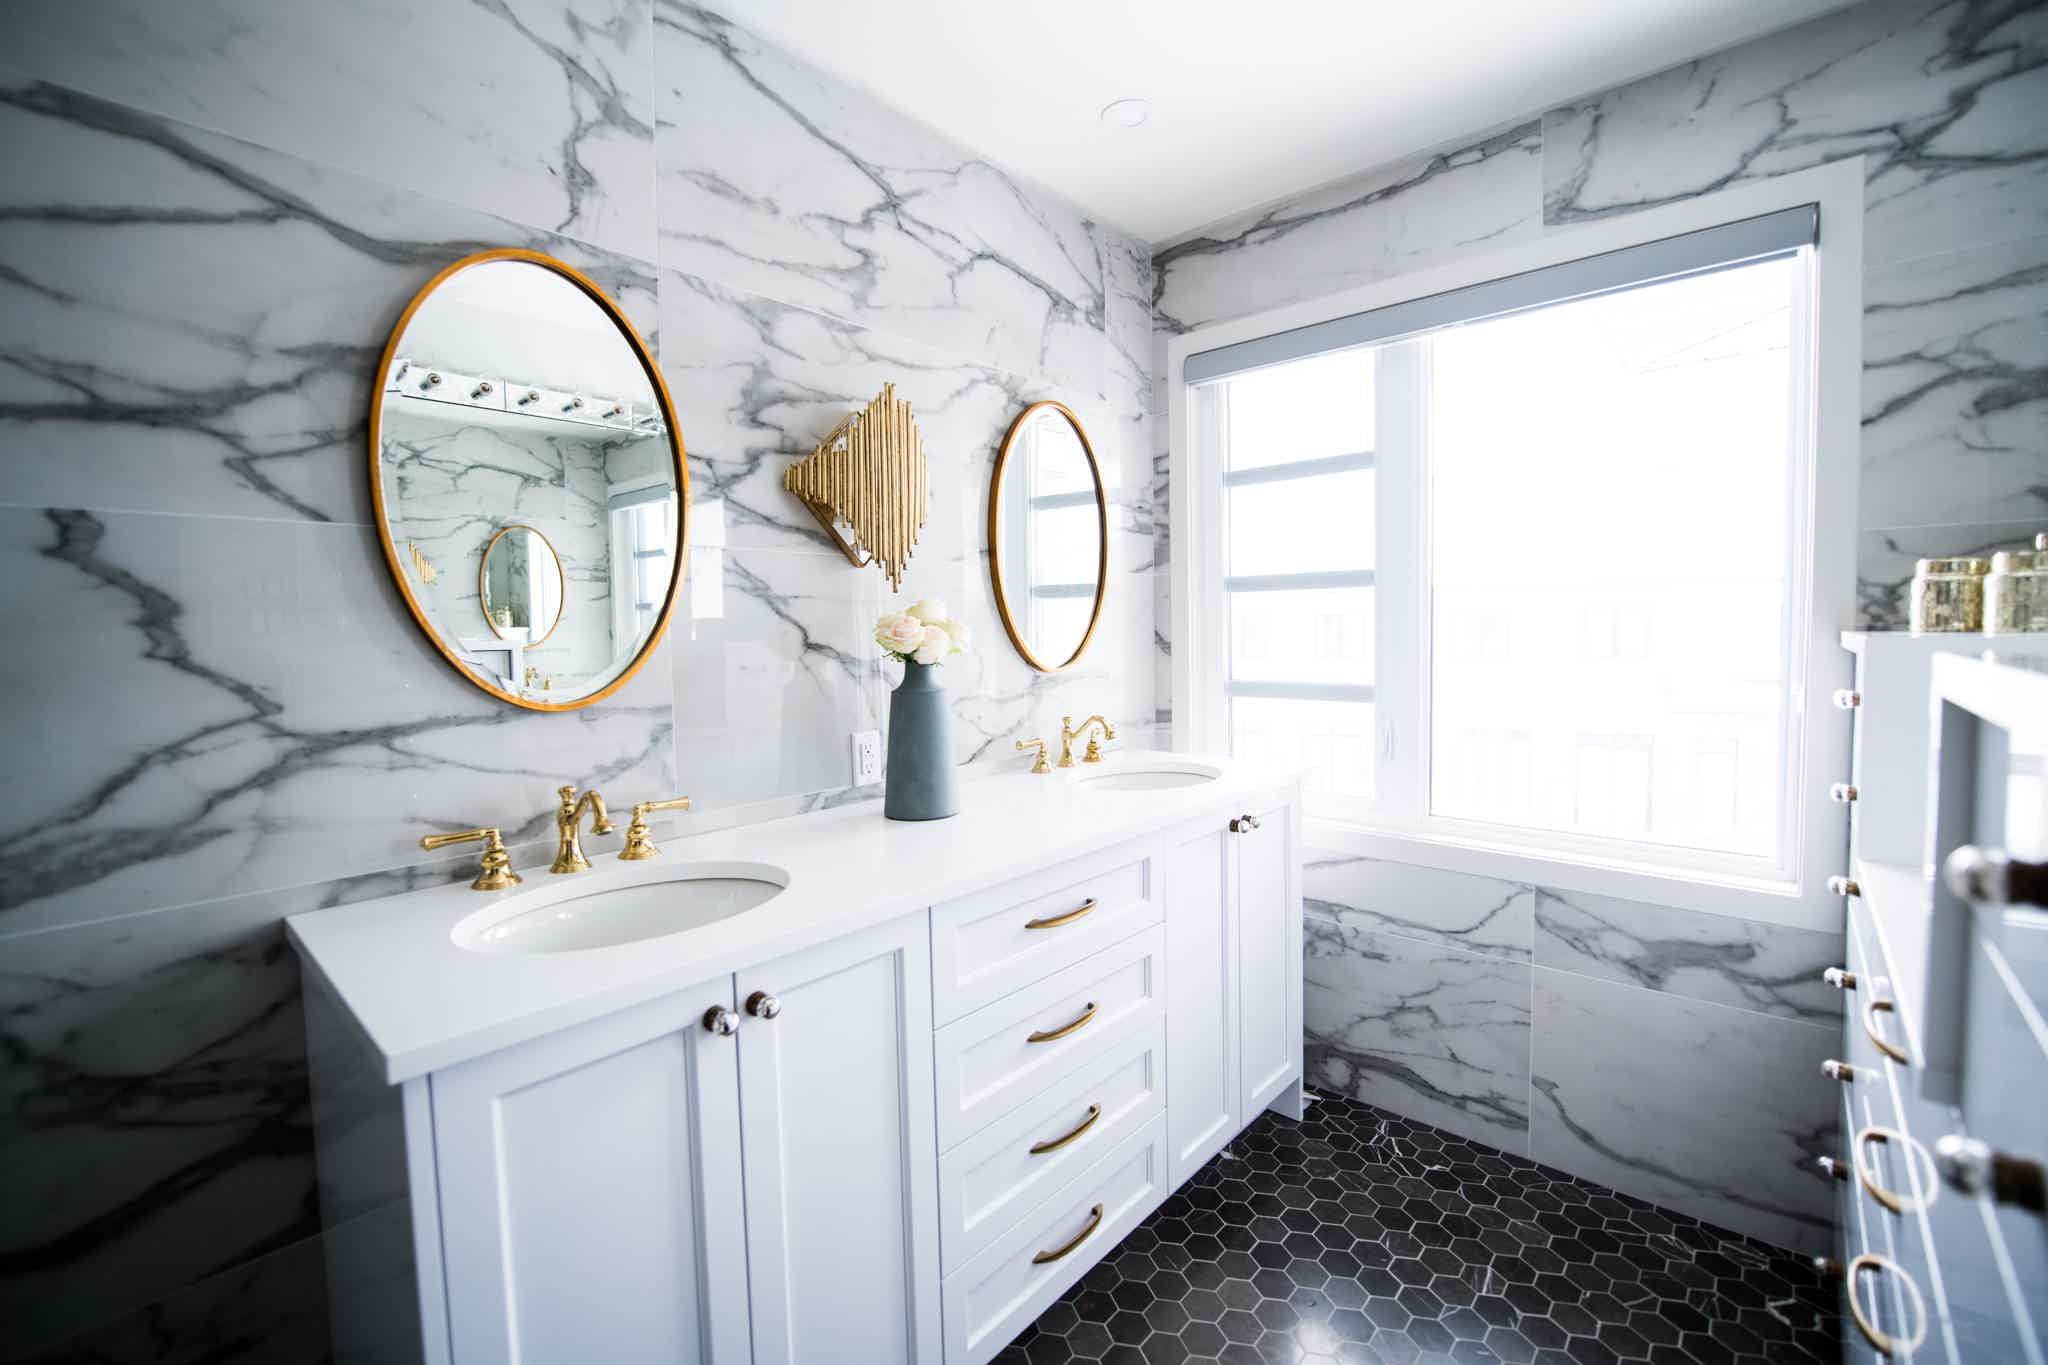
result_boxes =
[1025,898,1099,931]
[1862,996,1911,1065]
[1029,1103,1102,1155]
[1031,1202,1104,1264]
[1854,1126,1939,1215]
[1846,1252,1928,1356]
[1027,1001,1097,1044]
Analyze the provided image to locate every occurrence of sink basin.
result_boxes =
[452,861,789,955]
[1071,759,1223,792]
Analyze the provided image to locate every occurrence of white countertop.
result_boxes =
[288,754,1301,1083]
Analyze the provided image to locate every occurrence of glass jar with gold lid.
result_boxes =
[1909,556,1989,633]
[1986,533,2048,634]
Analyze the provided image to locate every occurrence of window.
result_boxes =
[1181,201,1835,891]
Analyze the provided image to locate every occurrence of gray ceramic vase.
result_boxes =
[884,660,959,821]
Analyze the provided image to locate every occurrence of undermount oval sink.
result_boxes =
[1071,759,1223,792]
[452,861,789,955]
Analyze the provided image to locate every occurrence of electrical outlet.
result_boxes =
[851,730,883,785]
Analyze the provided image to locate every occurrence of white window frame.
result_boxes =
[1168,159,1863,931]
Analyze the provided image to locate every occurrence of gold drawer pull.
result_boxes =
[1863,996,1911,1065]
[1027,1001,1097,1044]
[1855,1125,1939,1215]
[1847,1252,1928,1356]
[1029,1103,1102,1155]
[1031,1202,1104,1264]
[1025,898,1099,931]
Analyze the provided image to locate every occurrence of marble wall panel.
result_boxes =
[1530,967,1838,1256]
[5,0,658,260]
[1304,916,1533,1154]
[1303,852,1535,961]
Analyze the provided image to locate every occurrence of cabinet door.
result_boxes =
[1236,800,1302,1117]
[736,912,942,1364]
[1163,819,1238,1186]
[431,980,750,1365]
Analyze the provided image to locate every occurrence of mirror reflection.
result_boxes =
[373,253,684,709]
[989,401,1107,671]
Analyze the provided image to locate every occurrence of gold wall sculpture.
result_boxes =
[783,382,929,591]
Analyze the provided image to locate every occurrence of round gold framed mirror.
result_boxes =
[988,400,1108,672]
[368,249,688,711]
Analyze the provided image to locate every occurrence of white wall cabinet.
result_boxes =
[303,783,1302,1365]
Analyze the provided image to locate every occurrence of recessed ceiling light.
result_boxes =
[1099,98,1150,128]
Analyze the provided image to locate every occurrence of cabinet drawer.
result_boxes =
[934,926,1164,1151]
[942,1115,1168,1365]
[938,1018,1165,1274]
[931,844,1159,1024]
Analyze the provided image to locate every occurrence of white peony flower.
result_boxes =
[941,618,971,653]
[911,629,945,666]
[906,598,948,625]
[874,610,926,656]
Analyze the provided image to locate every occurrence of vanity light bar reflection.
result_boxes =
[388,356,667,436]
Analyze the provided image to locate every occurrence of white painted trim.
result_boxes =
[1168,159,1865,930]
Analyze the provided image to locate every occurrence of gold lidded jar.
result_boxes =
[1909,556,1989,633]
[1985,533,2048,635]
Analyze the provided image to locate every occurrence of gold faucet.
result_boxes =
[620,796,694,860]
[1015,737,1052,774]
[551,784,616,874]
[1059,715,1116,768]
[420,826,521,891]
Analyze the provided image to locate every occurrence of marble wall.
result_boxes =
[1157,0,2045,1255]
[0,1,1157,1358]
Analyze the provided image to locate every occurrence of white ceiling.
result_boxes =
[724,0,1857,244]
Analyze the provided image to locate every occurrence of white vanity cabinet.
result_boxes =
[400,913,936,1365]
[293,763,1303,1365]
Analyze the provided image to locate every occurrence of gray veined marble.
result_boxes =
[3,0,659,260]
[0,79,658,529]
[0,505,675,937]
[1860,232,2048,534]
[652,2,1118,400]
[1304,852,1535,961]
[1534,887,1844,1023]
[1541,0,2048,268]
[1530,966,1838,1256]
[1304,917,1533,1154]
[1151,122,1542,336]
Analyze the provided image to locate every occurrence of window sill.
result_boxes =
[1302,816,1838,933]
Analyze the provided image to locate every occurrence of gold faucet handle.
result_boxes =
[419,826,522,892]
[1016,738,1052,774]
[1082,721,1116,763]
[621,796,694,861]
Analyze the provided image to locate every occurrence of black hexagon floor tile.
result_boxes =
[991,1092,1837,1365]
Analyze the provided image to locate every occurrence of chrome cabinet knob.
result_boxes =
[745,991,782,1020]
[1829,783,1859,803]
[1817,1155,1849,1181]
[1944,846,2048,910]
[1827,875,1861,898]
[1833,689,1861,709]
[702,1006,740,1036]
[1823,967,1857,991]
[1823,1058,1858,1083]
[1934,1135,2046,1213]
[1229,814,1262,833]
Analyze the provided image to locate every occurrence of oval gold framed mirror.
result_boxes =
[988,400,1108,672]
[368,249,688,711]
[478,524,566,647]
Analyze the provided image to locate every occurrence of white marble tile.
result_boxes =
[0,506,675,936]
[1530,966,1838,1255]
[1305,917,1533,1154]
[4,0,658,259]
[1541,0,2048,267]
[1857,517,2045,628]
[1152,123,1543,335]
[1534,887,1842,1024]
[1861,233,2048,532]
[652,2,1113,398]
[1304,853,1535,961]
[0,80,657,528]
